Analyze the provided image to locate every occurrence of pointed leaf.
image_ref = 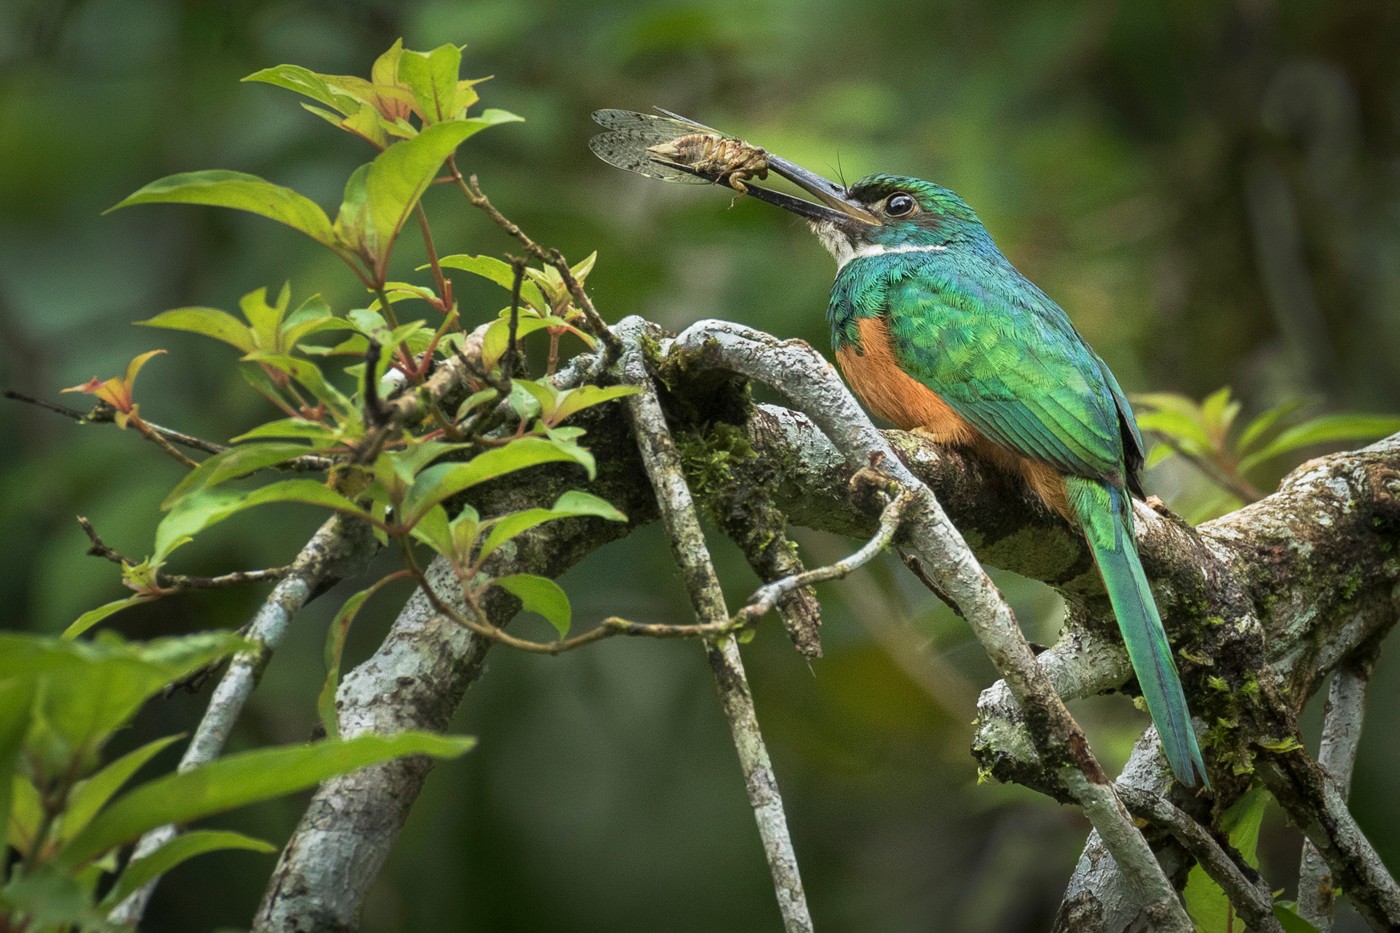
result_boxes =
[492,574,571,636]
[242,64,364,116]
[551,384,641,424]
[400,437,593,524]
[319,575,405,739]
[62,595,155,639]
[161,442,313,510]
[155,480,365,562]
[60,735,183,843]
[100,830,277,908]
[1238,413,1400,476]
[478,490,626,560]
[57,732,475,868]
[108,171,346,258]
[138,307,254,353]
[435,254,547,309]
[398,44,464,124]
[1235,399,1309,457]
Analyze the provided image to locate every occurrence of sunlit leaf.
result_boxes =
[107,171,349,262]
[551,384,640,425]
[138,307,254,353]
[1183,783,1268,931]
[398,44,464,124]
[435,254,547,309]
[481,316,560,371]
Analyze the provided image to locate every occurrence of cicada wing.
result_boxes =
[589,109,723,184]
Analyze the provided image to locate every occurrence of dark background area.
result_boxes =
[2,1,1397,930]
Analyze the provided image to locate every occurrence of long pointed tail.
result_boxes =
[1065,476,1209,788]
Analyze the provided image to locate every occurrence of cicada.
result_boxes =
[589,109,770,196]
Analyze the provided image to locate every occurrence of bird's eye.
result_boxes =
[885,192,917,217]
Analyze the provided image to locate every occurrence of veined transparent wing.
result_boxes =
[589,108,727,184]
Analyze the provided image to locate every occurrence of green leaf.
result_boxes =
[100,830,276,909]
[1183,783,1268,930]
[1238,413,1400,476]
[492,574,571,637]
[408,503,454,557]
[400,437,594,525]
[436,254,548,310]
[1272,902,1323,932]
[398,44,464,124]
[57,732,475,869]
[551,384,640,425]
[1,633,246,779]
[352,117,518,272]
[137,307,254,353]
[231,418,342,444]
[0,678,34,855]
[478,490,626,560]
[107,171,349,261]
[242,64,365,116]
[481,316,560,371]
[155,480,365,563]
[60,735,183,843]
[62,595,153,639]
[161,442,313,510]
[1235,399,1308,457]
[1136,409,1213,455]
[318,576,404,739]
[244,353,356,422]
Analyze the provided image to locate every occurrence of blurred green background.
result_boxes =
[3,0,1398,930]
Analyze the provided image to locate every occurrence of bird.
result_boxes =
[589,112,1209,788]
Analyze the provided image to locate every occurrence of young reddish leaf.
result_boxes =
[62,349,166,428]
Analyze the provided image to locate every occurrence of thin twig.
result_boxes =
[1118,787,1283,933]
[7,389,228,455]
[451,166,620,355]
[616,321,812,932]
[738,481,912,624]
[668,318,1193,932]
[503,255,526,378]
[76,516,291,591]
[1298,650,1378,930]
[108,515,376,926]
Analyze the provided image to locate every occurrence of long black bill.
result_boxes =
[748,154,880,228]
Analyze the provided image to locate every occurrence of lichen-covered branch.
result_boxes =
[247,312,1400,932]
[616,320,813,933]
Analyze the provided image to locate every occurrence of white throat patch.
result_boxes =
[811,222,948,271]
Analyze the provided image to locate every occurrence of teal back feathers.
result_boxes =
[821,174,1207,787]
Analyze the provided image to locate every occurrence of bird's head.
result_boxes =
[742,160,990,268]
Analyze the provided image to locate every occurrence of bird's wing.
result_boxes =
[883,270,1131,484]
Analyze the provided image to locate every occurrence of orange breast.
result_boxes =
[836,316,1071,520]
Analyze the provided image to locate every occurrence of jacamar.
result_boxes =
[591,113,1209,788]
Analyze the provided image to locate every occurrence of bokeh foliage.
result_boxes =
[2,1,1397,930]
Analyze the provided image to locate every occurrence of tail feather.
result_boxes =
[1065,476,1209,788]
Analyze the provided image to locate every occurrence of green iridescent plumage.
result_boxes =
[826,175,1208,788]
